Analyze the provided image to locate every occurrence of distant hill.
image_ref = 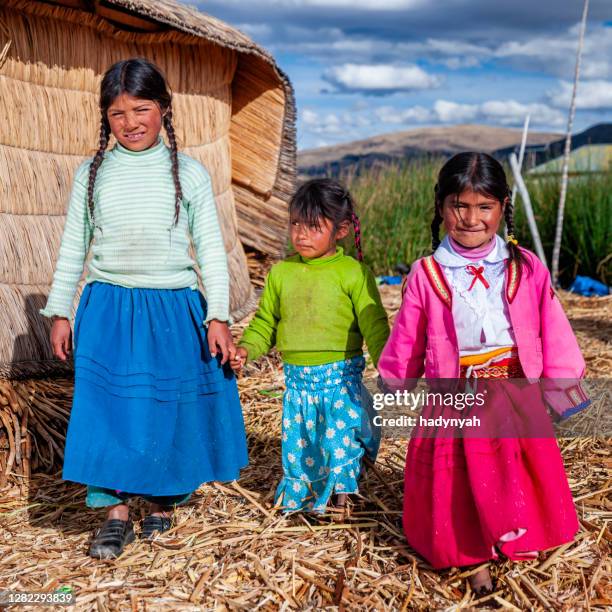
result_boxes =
[298,124,563,177]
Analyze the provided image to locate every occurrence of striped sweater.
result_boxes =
[41,138,229,322]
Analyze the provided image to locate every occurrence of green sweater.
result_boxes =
[41,138,229,322]
[239,247,390,366]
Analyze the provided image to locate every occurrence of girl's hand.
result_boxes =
[207,320,235,365]
[50,318,72,361]
[230,347,248,371]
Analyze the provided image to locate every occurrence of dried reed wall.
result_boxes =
[0,0,294,375]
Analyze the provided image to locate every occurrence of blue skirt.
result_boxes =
[62,282,248,495]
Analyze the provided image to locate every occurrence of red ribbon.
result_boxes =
[466,265,490,290]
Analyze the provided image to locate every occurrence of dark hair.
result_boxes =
[290,178,363,260]
[87,58,182,227]
[432,152,528,272]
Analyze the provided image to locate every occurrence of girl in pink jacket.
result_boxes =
[378,152,589,595]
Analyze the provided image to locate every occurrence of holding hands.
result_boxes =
[207,319,237,365]
[230,347,248,371]
[208,318,246,370]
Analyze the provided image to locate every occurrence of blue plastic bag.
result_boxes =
[569,275,610,297]
[376,275,403,285]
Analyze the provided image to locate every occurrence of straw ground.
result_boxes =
[0,286,610,610]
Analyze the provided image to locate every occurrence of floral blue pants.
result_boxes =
[275,356,380,513]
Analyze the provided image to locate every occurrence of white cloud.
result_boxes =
[372,99,565,128]
[342,112,371,128]
[301,109,344,134]
[421,39,491,69]
[434,100,479,123]
[548,79,612,110]
[495,23,612,79]
[235,23,272,39]
[478,100,564,126]
[302,108,373,133]
[442,56,482,69]
[582,60,612,80]
[375,105,433,123]
[262,22,611,81]
[323,63,441,94]
[302,109,319,125]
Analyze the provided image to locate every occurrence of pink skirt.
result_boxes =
[403,353,579,569]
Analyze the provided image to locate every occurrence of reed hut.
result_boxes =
[0,0,295,484]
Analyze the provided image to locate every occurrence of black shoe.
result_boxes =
[141,515,172,539]
[88,519,135,559]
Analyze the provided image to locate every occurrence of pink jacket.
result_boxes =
[378,249,589,418]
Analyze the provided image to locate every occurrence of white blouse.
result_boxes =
[434,235,516,356]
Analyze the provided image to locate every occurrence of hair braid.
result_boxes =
[343,188,363,261]
[351,212,363,261]
[431,184,443,251]
[503,186,528,271]
[163,107,182,225]
[87,119,111,228]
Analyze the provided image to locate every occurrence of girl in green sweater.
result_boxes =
[231,179,390,514]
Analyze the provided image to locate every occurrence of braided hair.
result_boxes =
[432,152,529,273]
[290,178,363,261]
[88,58,182,227]
[87,119,111,228]
[162,107,183,224]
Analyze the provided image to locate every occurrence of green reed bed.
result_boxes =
[342,159,611,286]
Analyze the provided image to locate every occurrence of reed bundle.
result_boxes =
[0,145,79,216]
[1,2,237,93]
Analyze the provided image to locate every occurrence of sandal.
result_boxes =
[141,514,172,539]
[88,519,135,559]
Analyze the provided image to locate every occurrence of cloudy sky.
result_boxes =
[196,0,612,150]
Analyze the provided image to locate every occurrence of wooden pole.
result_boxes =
[507,114,531,239]
[551,0,589,286]
[509,153,547,266]
[510,114,531,210]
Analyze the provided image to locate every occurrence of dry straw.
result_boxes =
[0,145,82,216]
[1,3,237,93]
[0,215,68,284]
[0,284,609,610]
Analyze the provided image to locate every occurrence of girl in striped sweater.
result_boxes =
[41,58,248,559]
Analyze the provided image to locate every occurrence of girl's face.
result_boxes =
[290,215,349,259]
[107,93,164,151]
[440,188,505,249]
